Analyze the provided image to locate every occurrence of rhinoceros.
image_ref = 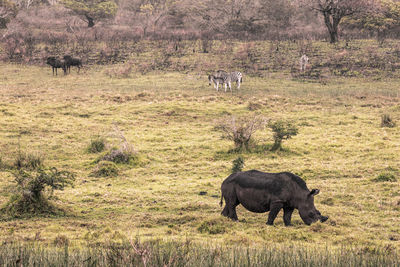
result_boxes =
[220,170,328,226]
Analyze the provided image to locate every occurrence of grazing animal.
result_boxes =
[300,54,309,72]
[222,71,242,92]
[209,70,242,92]
[209,70,228,91]
[63,55,82,73]
[46,57,66,76]
[220,170,328,226]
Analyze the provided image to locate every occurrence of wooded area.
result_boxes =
[1,0,399,43]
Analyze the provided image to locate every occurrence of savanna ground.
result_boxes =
[0,40,399,265]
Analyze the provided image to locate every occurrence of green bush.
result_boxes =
[1,168,75,218]
[232,156,244,173]
[91,161,119,177]
[269,120,298,151]
[372,172,397,182]
[87,137,106,153]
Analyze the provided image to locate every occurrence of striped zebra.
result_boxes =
[299,54,309,72]
[209,70,242,92]
[208,70,228,91]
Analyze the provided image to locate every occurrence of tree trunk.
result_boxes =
[85,14,95,28]
[322,10,342,43]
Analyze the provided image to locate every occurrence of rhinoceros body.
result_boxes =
[220,170,328,226]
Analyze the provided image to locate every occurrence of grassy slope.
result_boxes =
[0,62,399,252]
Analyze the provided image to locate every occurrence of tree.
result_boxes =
[122,0,176,37]
[269,120,298,151]
[0,0,18,28]
[61,0,118,27]
[300,0,373,43]
[343,0,400,41]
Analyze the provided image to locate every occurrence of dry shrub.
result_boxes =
[215,115,268,151]
[101,124,139,165]
[381,114,395,128]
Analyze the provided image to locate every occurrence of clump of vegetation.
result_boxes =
[232,156,244,173]
[91,161,119,177]
[87,136,106,153]
[197,219,226,235]
[53,235,70,247]
[372,172,397,182]
[13,151,44,170]
[215,115,267,151]
[269,120,298,151]
[96,125,140,166]
[381,114,396,128]
[1,168,75,218]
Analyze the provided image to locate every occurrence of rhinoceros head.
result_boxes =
[298,189,328,225]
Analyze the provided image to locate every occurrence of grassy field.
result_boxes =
[0,59,399,261]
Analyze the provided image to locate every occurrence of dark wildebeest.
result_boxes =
[46,57,66,76]
[220,170,328,226]
[63,55,82,73]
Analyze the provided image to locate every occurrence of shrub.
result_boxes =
[87,137,106,153]
[1,168,75,218]
[215,115,267,152]
[232,156,244,173]
[13,152,44,170]
[91,161,119,177]
[197,219,226,234]
[372,173,397,182]
[269,120,298,151]
[101,124,139,165]
[381,114,395,128]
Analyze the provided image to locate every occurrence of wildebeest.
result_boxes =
[220,170,328,226]
[46,57,66,76]
[63,55,82,73]
[300,54,309,72]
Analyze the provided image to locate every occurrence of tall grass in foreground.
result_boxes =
[0,241,398,267]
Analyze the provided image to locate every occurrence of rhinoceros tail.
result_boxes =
[220,193,224,207]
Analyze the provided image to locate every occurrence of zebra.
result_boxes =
[221,71,242,92]
[299,54,309,72]
[209,70,242,92]
[208,70,228,91]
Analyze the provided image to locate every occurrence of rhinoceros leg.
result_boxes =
[283,207,294,226]
[222,202,239,221]
[266,202,283,225]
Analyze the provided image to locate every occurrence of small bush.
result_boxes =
[1,168,75,218]
[13,152,44,170]
[91,161,119,177]
[87,137,106,153]
[269,120,298,151]
[215,115,267,151]
[101,124,139,166]
[197,219,226,235]
[381,114,395,128]
[102,149,138,164]
[232,156,244,173]
[372,173,397,182]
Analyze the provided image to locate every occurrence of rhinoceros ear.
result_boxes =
[309,189,320,196]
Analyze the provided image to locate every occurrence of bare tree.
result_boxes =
[299,0,373,43]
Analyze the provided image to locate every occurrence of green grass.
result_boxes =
[0,241,398,267]
[0,57,400,258]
